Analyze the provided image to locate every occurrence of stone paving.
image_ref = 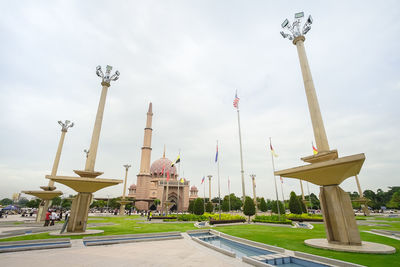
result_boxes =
[0,234,251,267]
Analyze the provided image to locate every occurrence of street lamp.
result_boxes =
[250,174,257,209]
[280,12,313,41]
[84,149,89,158]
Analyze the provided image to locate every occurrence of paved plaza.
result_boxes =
[1,234,250,267]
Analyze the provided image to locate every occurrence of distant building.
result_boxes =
[128,103,194,212]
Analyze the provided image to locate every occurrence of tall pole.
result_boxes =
[165,170,169,215]
[122,165,131,200]
[228,177,231,212]
[203,177,206,212]
[85,65,120,172]
[236,107,246,201]
[250,174,257,211]
[48,121,74,187]
[306,181,312,209]
[280,177,285,208]
[294,38,329,153]
[177,150,181,213]
[269,137,281,219]
[217,141,221,220]
[208,175,212,202]
[300,179,305,201]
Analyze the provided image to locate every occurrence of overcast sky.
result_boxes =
[1,1,399,201]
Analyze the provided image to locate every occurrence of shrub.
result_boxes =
[286,213,323,222]
[271,200,285,214]
[193,198,205,215]
[188,201,194,214]
[205,202,213,213]
[259,197,268,212]
[252,215,292,224]
[289,191,302,215]
[177,214,208,221]
[203,212,245,221]
[243,196,256,222]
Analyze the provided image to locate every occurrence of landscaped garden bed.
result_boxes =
[286,214,323,222]
[209,218,246,225]
[252,215,292,224]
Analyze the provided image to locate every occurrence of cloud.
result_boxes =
[0,1,399,201]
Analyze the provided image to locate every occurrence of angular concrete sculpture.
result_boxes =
[22,120,73,222]
[47,65,122,233]
[277,13,395,253]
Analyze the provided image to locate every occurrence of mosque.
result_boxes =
[128,103,198,211]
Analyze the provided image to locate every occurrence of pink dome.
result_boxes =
[191,186,198,191]
[129,184,136,189]
[150,157,177,176]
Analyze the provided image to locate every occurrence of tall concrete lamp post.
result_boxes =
[22,120,73,222]
[250,174,257,210]
[207,175,212,203]
[47,65,123,234]
[275,13,395,253]
[119,164,132,215]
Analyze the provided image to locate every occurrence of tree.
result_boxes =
[298,196,307,213]
[221,198,230,212]
[61,199,72,209]
[188,201,194,213]
[205,202,213,213]
[271,200,284,214]
[289,192,302,214]
[387,192,400,209]
[0,198,13,206]
[18,197,29,207]
[243,197,255,223]
[26,199,41,208]
[153,199,160,207]
[51,196,62,207]
[193,198,204,215]
[259,197,268,212]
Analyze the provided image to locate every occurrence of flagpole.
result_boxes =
[217,140,221,220]
[280,177,285,208]
[269,137,281,219]
[177,150,181,213]
[306,181,312,210]
[203,176,206,212]
[236,107,246,203]
[228,177,231,212]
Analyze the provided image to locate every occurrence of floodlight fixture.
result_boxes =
[280,12,313,41]
[96,65,120,84]
[281,19,289,28]
[295,12,304,19]
[58,120,74,132]
[307,15,313,25]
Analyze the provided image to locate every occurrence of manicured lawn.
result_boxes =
[0,215,197,241]
[1,214,399,266]
[216,223,400,267]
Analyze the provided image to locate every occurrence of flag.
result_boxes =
[180,178,184,183]
[201,176,205,184]
[215,143,218,162]
[161,163,165,175]
[167,171,170,181]
[280,177,283,184]
[312,142,318,155]
[233,91,240,109]
[269,140,278,157]
[171,155,181,167]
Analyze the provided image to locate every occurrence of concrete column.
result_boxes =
[250,175,257,208]
[119,165,131,215]
[294,36,329,153]
[49,131,66,186]
[319,185,361,245]
[85,83,110,172]
[67,193,92,232]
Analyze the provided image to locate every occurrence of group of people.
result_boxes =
[43,209,70,226]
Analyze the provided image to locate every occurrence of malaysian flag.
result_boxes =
[201,176,205,184]
[233,92,240,109]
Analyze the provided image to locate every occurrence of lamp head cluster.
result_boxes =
[280,12,313,41]
[96,65,120,83]
[58,120,74,132]
[123,164,131,170]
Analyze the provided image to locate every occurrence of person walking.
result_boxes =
[50,210,57,226]
[44,210,51,226]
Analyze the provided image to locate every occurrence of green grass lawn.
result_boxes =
[1,215,399,266]
[216,223,400,267]
[0,215,197,241]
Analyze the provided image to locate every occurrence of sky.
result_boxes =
[0,1,399,201]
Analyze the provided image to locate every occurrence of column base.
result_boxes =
[67,192,92,233]
[320,185,361,245]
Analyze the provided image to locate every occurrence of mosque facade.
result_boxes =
[128,103,198,211]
